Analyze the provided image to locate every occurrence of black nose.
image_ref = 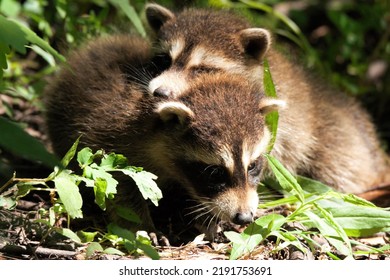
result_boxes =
[233,211,254,225]
[153,87,172,97]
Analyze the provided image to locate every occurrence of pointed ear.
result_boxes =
[259,98,286,114]
[145,3,175,33]
[156,101,194,127]
[239,28,271,61]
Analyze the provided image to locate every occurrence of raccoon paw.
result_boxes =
[149,231,170,247]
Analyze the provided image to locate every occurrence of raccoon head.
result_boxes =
[150,75,284,228]
[145,3,271,98]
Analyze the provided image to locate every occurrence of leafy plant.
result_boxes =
[0,138,161,259]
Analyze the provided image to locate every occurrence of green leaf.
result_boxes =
[102,247,125,256]
[0,15,65,62]
[77,147,94,167]
[264,154,305,202]
[86,242,104,258]
[85,164,118,198]
[263,59,279,153]
[0,15,27,54]
[0,42,10,70]
[107,223,136,241]
[55,228,82,243]
[120,168,161,206]
[137,242,160,260]
[304,210,352,258]
[100,152,128,169]
[108,0,146,37]
[0,117,60,168]
[227,213,286,260]
[296,176,332,194]
[0,196,16,209]
[315,199,390,237]
[114,205,141,224]
[54,171,83,219]
[93,178,108,210]
[61,136,81,168]
[78,230,98,243]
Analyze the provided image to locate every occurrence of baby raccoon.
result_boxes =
[44,35,282,242]
[144,4,390,194]
[145,3,271,98]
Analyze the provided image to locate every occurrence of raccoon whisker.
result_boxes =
[185,204,209,216]
[205,208,222,231]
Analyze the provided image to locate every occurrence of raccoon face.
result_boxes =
[145,4,271,98]
[151,75,285,226]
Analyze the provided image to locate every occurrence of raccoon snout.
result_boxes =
[232,211,254,225]
[153,86,172,97]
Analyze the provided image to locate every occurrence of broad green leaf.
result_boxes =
[120,168,161,206]
[0,42,10,69]
[55,228,82,243]
[77,147,94,167]
[54,171,83,219]
[114,205,141,224]
[0,196,16,209]
[224,231,245,245]
[0,15,27,54]
[85,164,118,197]
[227,213,285,260]
[86,242,104,258]
[137,242,160,260]
[0,117,60,168]
[78,230,99,243]
[94,178,108,210]
[296,176,332,194]
[100,152,128,169]
[108,223,136,241]
[315,199,390,237]
[12,18,65,62]
[103,247,125,256]
[264,154,304,202]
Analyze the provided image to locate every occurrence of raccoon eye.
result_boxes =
[203,165,228,188]
[152,53,172,72]
[248,161,261,176]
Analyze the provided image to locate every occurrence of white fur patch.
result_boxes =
[156,101,194,124]
[219,145,235,174]
[170,38,185,61]
[242,128,271,169]
[148,71,189,98]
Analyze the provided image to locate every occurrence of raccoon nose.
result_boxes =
[233,211,254,225]
[153,86,172,98]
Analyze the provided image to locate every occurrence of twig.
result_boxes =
[0,243,77,259]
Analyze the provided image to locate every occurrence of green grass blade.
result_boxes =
[108,0,146,37]
[263,59,279,153]
[264,154,305,202]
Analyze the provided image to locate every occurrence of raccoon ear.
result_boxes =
[145,3,175,33]
[239,28,271,61]
[259,98,286,114]
[156,101,194,127]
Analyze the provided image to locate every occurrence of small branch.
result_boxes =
[0,243,77,259]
